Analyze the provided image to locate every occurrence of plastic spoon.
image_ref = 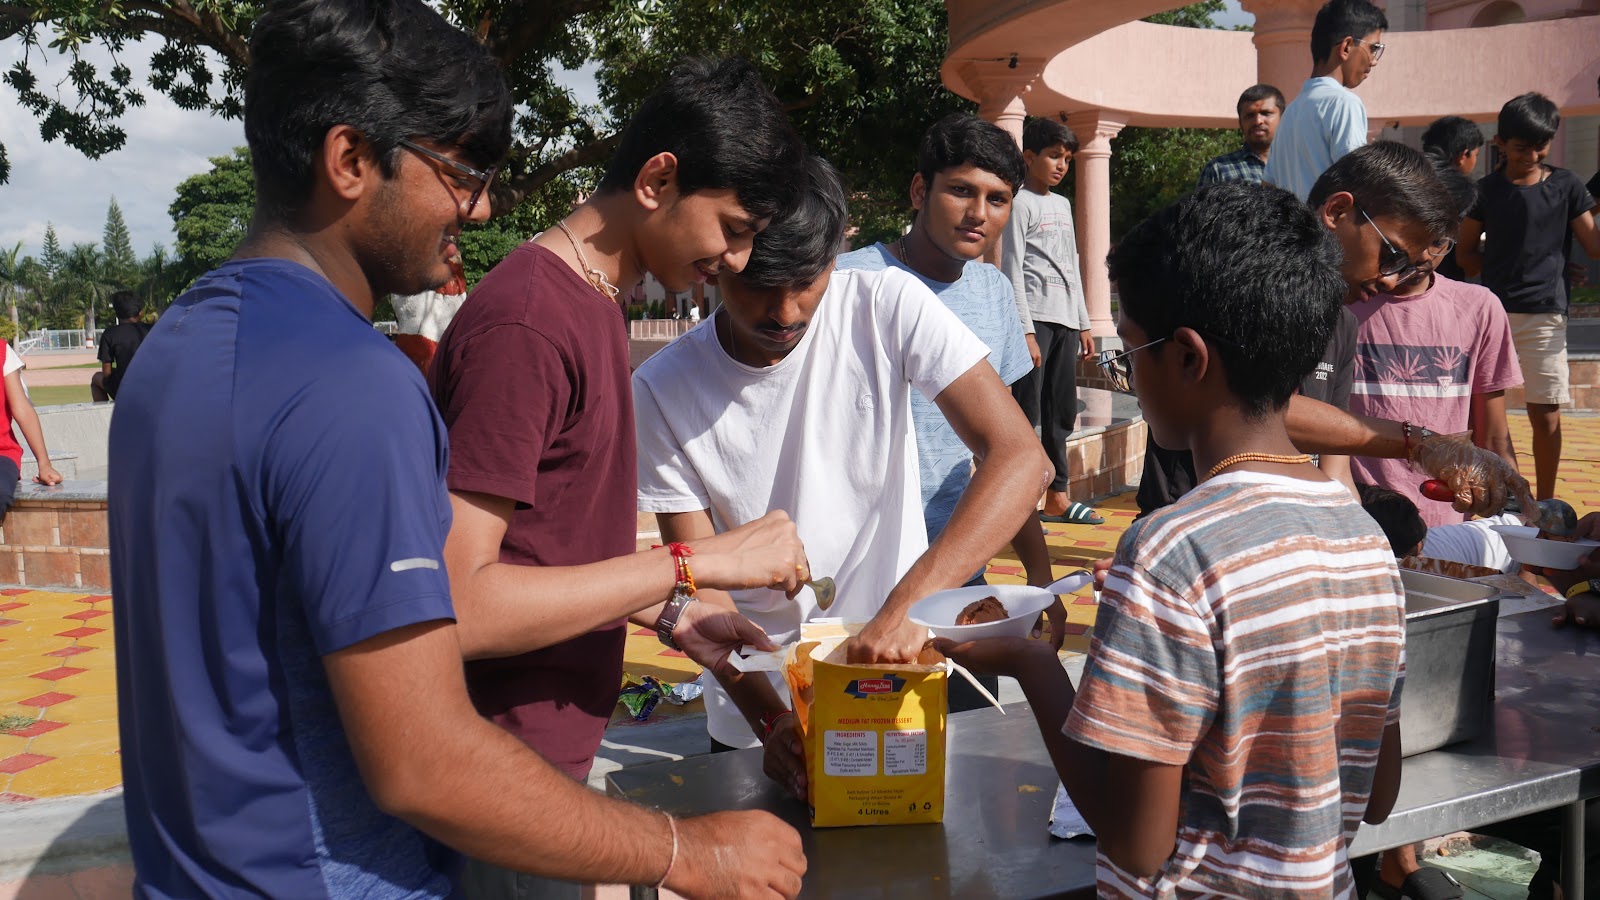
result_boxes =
[1043,571,1095,596]
[1419,479,1578,537]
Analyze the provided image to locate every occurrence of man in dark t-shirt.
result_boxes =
[1137,307,1357,514]
[90,290,150,401]
[432,59,814,900]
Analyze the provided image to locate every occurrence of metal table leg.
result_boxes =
[629,885,660,900]
[1566,800,1587,900]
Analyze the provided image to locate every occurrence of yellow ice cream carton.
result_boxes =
[782,623,946,827]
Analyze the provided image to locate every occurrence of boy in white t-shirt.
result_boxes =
[632,156,1050,788]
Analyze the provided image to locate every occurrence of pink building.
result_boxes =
[942,0,1600,340]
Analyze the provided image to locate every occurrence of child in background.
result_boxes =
[1459,92,1600,502]
[1,341,65,516]
[1002,117,1102,525]
[937,182,1405,898]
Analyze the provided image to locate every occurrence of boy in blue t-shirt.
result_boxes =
[1460,92,1600,501]
[835,114,1063,651]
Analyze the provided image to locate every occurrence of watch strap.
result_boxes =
[656,590,695,650]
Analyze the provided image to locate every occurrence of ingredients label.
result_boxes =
[824,730,878,776]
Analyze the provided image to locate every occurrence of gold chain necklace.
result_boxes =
[555,220,620,301]
[1204,452,1313,481]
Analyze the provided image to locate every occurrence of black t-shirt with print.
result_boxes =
[1136,306,1357,515]
[1467,166,1596,315]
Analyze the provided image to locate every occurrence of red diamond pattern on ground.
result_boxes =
[17,692,72,708]
[63,609,110,621]
[0,602,24,612]
[79,594,112,603]
[1073,596,1097,606]
[988,565,1022,576]
[631,627,656,637]
[0,792,35,803]
[45,646,92,658]
[54,627,104,639]
[5,720,65,738]
[658,649,689,659]
[0,588,30,596]
[0,753,55,774]
[30,667,86,682]
[0,619,19,627]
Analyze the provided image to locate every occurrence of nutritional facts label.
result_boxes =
[884,730,927,776]
[824,730,878,776]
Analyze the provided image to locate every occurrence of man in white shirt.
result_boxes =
[1263,0,1387,202]
[632,155,1050,779]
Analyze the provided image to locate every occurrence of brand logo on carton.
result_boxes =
[844,674,906,698]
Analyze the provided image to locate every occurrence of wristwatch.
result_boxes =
[1564,579,1600,601]
[655,590,696,651]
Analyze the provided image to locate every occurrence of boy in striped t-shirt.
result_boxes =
[935,182,1405,899]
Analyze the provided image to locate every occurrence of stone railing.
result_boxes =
[0,482,109,591]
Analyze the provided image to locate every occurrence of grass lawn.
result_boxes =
[27,385,93,407]
[1575,286,1600,305]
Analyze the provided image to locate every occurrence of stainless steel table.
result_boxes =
[607,609,1600,899]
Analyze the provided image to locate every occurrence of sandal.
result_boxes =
[1371,866,1464,900]
[1039,503,1105,525]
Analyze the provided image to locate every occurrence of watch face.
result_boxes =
[1588,578,1600,596]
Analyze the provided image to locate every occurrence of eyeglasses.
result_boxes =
[1355,203,1455,285]
[399,139,498,217]
[1095,338,1167,393]
[1353,37,1386,61]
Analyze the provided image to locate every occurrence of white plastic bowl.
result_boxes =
[908,583,1059,642]
[1489,524,1600,570]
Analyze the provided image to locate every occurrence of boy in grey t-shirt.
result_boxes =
[1001,117,1101,524]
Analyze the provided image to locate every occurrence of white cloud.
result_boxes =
[1,33,603,264]
[0,37,244,261]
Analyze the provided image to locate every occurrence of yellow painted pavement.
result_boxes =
[6,413,1600,797]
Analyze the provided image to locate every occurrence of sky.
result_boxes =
[0,3,1249,262]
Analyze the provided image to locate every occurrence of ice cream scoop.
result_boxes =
[1419,479,1578,537]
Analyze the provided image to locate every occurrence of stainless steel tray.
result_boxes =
[1398,569,1501,756]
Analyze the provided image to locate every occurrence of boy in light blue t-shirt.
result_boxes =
[835,114,1061,646]
[1263,0,1387,201]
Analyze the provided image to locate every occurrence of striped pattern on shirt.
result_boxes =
[1065,472,1405,899]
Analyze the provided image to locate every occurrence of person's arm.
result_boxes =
[4,370,61,485]
[100,362,113,377]
[847,360,1052,663]
[1570,209,1600,260]
[1001,197,1039,365]
[1470,390,1518,471]
[1457,217,1486,279]
[325,619,806,897]
[444,492,802,664]
[657,508,810,800]
[1318,453,1357,498]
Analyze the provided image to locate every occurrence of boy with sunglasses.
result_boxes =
[938,182,1405,898]
[1315,143,1522,534]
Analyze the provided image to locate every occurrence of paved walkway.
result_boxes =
[4,414,1600,802]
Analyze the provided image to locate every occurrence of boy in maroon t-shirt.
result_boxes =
[430,58,814,898]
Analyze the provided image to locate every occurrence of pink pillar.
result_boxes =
[1065,111,1127,342]
[1241,0,1325,102]
[966,59,1043,265]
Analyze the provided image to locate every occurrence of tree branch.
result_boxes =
[488,0,609,67]
[489,132,621,218]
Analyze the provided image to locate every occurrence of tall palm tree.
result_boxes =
[57,244,112,336]
[0,242,21,338]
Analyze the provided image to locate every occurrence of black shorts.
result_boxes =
[0,456,18,522]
